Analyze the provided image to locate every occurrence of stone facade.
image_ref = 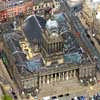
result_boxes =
[14,63,96,95]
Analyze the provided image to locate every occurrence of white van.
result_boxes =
[42,96,50,100]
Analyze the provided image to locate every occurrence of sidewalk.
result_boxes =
[78,12,100,54]
[38,77,99,100]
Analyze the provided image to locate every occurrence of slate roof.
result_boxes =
[23,15,46,45]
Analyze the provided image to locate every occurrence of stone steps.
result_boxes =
[38,78,79,98]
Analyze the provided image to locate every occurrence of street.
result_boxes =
[60,0,100,67]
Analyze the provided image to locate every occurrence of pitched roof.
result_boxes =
[23,15,46,45]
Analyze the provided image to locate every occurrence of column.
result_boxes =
[69,71,71,79]
[39,76,41,87]
[63,72,65,80]
[70,71,73,79]
[43,76,45,84]
[45,75,47,84]
[55,73,57,82]
[59,73,61,81]
[73,70,76,78]
[89,72,92,77]
[68,71,70,79]
[85,69,88,78]
[65,72,69,80]
[51,74,53,83]
[56,73,59,81]
[49,75,51,84]
[47,75,50,84]
[41,76,43,85]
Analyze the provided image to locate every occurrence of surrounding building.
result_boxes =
[0,10,8,22]
[0,1,33,22]
[78,1,100,55]
[0,0,6,11]
[67,0,83,13]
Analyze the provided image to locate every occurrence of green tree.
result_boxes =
[2,94,13,100]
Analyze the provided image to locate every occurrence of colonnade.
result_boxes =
[39,70,76,86]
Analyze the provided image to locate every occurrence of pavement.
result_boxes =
[37,69,100,99]
[37,76,100,100]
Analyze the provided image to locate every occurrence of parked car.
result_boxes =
[74,96,78,100]
[58,95,63,97]
[51,96,57,100]
[90,96,95,100]
[42,96,50,100]
[96,95,100,100]
[77,96,81,100]
[80,96,85,100]
[64,93,70,96]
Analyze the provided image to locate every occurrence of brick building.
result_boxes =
[0,1,33,22]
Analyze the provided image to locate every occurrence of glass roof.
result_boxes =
[64,52,82,63]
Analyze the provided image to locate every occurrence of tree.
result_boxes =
[2,94,12,100]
